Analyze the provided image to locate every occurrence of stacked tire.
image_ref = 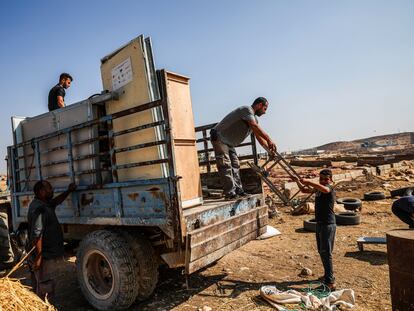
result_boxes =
[335,212,361,225]
[336,198,362,211]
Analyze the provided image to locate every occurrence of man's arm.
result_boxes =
[49,182,77,208]
[246,119,277,153]
[291,176,314,193]
[32,214,43,270]
[301,179,331,193]
[33,236,43,270]
[57,96,65,108]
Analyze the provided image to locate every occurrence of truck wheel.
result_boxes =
[76,230,139,310]
[0,212,14,264]
[121,232,158,301]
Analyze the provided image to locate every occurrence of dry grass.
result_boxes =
[0,277,56,311]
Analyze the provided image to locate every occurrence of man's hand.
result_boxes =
[267,140,277,154]
[67,183,77,192]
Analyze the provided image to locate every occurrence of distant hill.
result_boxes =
[296,132,414,154]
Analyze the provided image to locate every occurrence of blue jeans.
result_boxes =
[316,223,336,284]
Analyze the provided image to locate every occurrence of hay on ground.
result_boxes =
[0,277,57,311]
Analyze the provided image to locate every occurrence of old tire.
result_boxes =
[76,230,139,310]
[364,191,386,201]
[120,232,158,301]
[303,219,317,232]
[0,212,14,264]
[390,187,413,198]
[336,198,362,211]
[335,212,361,225]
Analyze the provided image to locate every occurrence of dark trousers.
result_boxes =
[31,257,64,302]
[316,223,336,284]
[211,138,243,196]
[392,196,414,228]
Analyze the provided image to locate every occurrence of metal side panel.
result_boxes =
[186,204,267,274]
[15,181,171,227]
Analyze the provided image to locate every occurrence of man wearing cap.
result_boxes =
[210,97,277,199]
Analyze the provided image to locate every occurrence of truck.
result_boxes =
[5,35,268,310]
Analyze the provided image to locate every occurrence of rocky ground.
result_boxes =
[6,168,413,311]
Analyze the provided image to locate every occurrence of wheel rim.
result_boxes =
[82,249,115,300]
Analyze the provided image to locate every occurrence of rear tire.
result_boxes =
[76,230,139,310]
[120,232,158,301]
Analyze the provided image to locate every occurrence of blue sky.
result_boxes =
[0,1,413,172]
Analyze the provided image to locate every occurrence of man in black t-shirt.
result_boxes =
[48,73,73,111]
[28,180,77,301]
[293,169,337,290]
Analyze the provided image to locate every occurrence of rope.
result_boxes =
[282,281,332,311]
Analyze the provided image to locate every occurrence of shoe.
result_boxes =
[224,193,238,200]
[317,276,325,282]
[325,282,336,291]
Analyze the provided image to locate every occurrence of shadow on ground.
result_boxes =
[344,250,387,266]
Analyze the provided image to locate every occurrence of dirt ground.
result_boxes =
[10,174,412,311]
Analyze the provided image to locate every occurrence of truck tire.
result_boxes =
[364,191,386,201]
[303,219,317,232]
[0,212,14,264]
[336,198,362,211]
[335,212,361,225]
[76,230,139,310]
[120,232,158,301]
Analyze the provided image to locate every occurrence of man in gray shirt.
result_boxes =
[210,97,276,199]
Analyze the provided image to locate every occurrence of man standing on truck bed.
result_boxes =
[211,97,277,199]
[48,73,73,111]
[27,180,76,302]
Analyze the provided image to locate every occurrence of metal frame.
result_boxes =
[195,123,258,172]
[247,150,314,206]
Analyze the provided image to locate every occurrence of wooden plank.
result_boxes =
[165,71,202,207]
[189,206,268,244]
[187,226,267,274]
[190,213,267,261]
